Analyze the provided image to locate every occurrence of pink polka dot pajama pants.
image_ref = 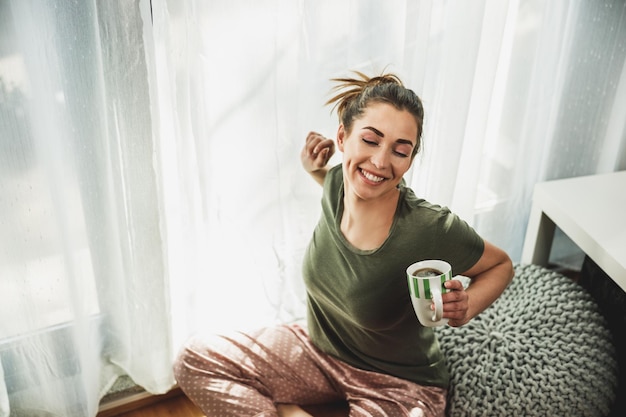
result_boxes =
[173,323,446,417]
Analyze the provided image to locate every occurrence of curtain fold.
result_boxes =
[0,1,172,416]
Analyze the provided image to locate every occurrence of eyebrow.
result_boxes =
[364,126,385,137]
[363,126,414,147]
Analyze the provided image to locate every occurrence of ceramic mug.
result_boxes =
[406,260,452,327]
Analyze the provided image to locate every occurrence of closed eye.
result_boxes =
[362,137,411,157]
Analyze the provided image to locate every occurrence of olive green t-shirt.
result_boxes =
[302,165,484,388]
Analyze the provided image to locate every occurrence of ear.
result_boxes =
[337,124,346,152]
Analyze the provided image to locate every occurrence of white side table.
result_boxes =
[521,171,626,292]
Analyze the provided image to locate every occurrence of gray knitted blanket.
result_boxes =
[435,264,618,417]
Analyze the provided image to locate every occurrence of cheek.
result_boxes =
[344,141,367,160]
[392,160,413,177]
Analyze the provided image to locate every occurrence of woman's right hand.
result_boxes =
[301,131,335,177]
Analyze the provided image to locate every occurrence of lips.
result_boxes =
[360,168,385,183]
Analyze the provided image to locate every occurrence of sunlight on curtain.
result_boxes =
[150,0,438,346]
[412,0,626,261]
[0,1,172,416]
[150,0,626,349]
[149,0,330,345]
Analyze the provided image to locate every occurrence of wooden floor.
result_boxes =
[115,394,204,417]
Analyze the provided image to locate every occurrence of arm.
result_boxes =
[442,240,514,327]
[300,131,335,186]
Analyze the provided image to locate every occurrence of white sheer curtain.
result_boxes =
[0,1,172,416]
[407,0,626,261]
[149,0,626,349]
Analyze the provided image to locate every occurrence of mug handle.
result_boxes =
[431,286,443,322]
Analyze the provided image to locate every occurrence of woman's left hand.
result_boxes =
[440,279,470,327]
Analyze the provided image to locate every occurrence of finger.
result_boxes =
[432,299,466,313]
[443,304,469,320]
[307,137,327,157]
[305,131,322,143]
[447,319,466,328]
[310,148,327,167]
[306,131,326,144]
[313,138,334,156]
[442,290,467,304]
[444,279,464,291]
[325,144,335,162]
[304,137,323,158]
[442,302,467,314]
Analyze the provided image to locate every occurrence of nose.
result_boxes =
[370,148,390,169]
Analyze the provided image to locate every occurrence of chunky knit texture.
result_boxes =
[435,264,618,417]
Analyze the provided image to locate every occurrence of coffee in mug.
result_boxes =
[412,267,443,278]
[406,260,452,327]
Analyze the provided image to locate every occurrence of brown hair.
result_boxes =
[326,71,424,156]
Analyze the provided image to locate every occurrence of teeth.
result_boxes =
[362,170,384,182]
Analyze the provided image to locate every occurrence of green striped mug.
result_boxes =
[406,260,452,327]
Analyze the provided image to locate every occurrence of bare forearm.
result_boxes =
[444,240,514,327]
[309,168,328,186]
[465,259,514,320]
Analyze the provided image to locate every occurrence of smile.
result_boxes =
[360,168,385,183]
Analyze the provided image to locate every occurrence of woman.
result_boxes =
[174,72,514,417]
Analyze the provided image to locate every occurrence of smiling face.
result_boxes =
[337,101,418,202]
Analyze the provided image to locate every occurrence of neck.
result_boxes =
[340,186,400,250]
[343,187,399,218]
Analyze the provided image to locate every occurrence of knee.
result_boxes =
[172,334,232,390]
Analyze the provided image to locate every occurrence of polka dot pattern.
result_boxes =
[173,324,447,416]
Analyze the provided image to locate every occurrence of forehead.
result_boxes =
[354,102,418,141]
